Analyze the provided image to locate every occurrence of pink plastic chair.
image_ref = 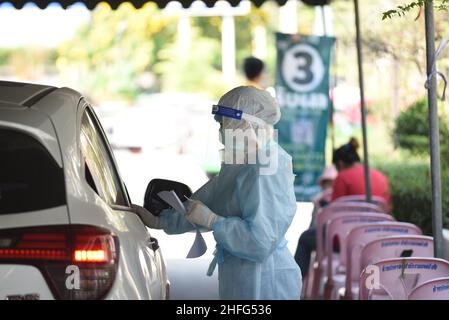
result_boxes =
[334,195,389,213]
[408,277,449,300]
[316,202,384,265]
[323,213,394,300]
[360,235,434,273]
[360,258,449,300]
[343,222,422,300]
[309,202,385,299]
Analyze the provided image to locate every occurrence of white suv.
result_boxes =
[0,81,169,300]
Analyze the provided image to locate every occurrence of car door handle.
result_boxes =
[147,237,159,251]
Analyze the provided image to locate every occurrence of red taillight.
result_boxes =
[0,249,67,260]
[74,250,106,262]
[0,225,119,300]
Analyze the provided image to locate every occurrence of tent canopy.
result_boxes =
[0,0,331,9]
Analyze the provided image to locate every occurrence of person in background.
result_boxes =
[243,56,265,89]
[332,138,391,210]
[312,165,338,210]
[294,165,338,278]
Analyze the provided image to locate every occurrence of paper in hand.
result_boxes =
[157,190,207,259]
[158,190,187,215]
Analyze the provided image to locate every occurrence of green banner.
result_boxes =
[275,33,335,201]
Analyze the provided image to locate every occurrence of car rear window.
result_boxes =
[0,128,66,214]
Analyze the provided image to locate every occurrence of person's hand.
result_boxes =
[185,200,222,229]
[131,204,161,229]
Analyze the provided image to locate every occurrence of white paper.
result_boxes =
[157,190,207,259]
[158,190,187,215]
[186,230,208,259]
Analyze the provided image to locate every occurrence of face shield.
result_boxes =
[212,86,282,165]
[212,104,268,128]
[212,104,268,147]
[211,108,275,165]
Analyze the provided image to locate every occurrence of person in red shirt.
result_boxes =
[331,138,391,211]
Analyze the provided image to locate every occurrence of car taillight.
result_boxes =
[0,225,119,300]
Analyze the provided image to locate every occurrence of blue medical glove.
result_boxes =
[185,199,223,229]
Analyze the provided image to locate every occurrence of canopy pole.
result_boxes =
[424,1,443,258]
[320,5,327,35]
[321,5,336,153]
[353,0,372,202]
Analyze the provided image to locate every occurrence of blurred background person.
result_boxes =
[294,165,338,277]
[242,56,265,89]
[332,138,391,211]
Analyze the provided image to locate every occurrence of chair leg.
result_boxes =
[310,263,322,299]
[338,287,349,300]
[323,279,334,300]
[302,251,317,299]
[301,274,309,300]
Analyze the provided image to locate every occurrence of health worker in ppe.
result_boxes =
[143,86,302,300]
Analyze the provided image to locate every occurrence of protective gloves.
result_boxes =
[185,199,223,230]
[131,204,161,229]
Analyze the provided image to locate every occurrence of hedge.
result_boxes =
[374,161,449,235]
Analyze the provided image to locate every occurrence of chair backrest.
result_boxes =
[325,213,394,281]
[408,277,449,300]
[315,201,384,263]
[345,222,422,297]
[334,195,389,212]
[361,235,434,273]
[360,258,449,300]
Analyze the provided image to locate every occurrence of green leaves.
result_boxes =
[57,3,176,101]
[382,0,449,20]
[375,160,449,235]
[393,98,449,158]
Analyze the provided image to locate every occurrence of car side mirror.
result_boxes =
[143,178,192,216]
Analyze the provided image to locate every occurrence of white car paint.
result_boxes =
[0,81,168,300]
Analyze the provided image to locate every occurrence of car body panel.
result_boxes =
[0,206,70,229]
[0,265,54,300]
[0,83,168,300]
[0,104,62,166]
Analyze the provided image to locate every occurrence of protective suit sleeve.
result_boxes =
[159,176,218,234]
[159,207,195,234]
[190,175,218,207]
[212,164,297,263]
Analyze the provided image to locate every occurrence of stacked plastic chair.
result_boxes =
[333,195,389,213]
[408,277,449,300]
[303,194,449,300]
[307,201,384,299]
[340,222,422,300]
[322,213,394,299]
[359,258,449,299]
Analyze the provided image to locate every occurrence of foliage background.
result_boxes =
[1,0,449,233]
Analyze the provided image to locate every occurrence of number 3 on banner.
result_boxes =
[281,43,325,93]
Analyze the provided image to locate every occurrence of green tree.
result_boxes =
[191,4,276,84]
[57,3,176,102]
[393,98,449,161]
[154,28,228,98]
[383,0,449,20]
